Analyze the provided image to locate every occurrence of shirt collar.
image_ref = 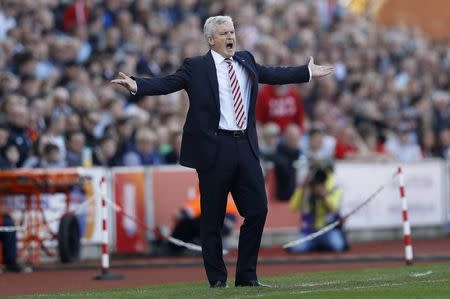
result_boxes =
[211,49,232,66]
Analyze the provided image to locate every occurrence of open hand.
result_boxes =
[111,72,137,94]
[308,56,334,78]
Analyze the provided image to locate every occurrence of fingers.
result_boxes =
[311,64,335,78]
[111,72,130,86]
[118,72,129,79]
[110,79,126,85]
[323,65,334,73]
[111,79,131,91]
[319,65,334,72]
[111,74,137,94]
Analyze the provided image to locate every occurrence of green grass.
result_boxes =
[12,262,450,299]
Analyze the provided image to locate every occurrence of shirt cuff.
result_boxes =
[130,76,137,95]
[308,65,312,82]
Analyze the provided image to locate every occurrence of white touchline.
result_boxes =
[289,279,448,295]
[297,280,342,287]
[409,270,433,277]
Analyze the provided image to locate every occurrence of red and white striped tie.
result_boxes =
[225,58,246,129]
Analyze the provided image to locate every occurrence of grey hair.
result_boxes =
[203,15,233,39]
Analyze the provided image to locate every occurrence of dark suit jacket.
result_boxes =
[132,50,310,170]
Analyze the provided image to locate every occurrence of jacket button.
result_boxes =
[214,132,218,136]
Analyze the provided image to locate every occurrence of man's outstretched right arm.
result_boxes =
[111,58,191,96]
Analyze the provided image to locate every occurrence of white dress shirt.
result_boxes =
[211,50,251,130]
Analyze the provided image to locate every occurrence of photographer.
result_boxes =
[286,163,348,253]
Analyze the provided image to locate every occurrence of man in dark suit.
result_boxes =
[112,15,333,288]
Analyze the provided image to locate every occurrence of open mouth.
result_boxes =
[226,43,234,50]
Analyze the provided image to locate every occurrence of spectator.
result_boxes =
[65,112,82,132]
[0,0,447,169]
[259,123,303,200]
[300,123,336,163]
[432,91,450,130]
[334,125,368,160]
[80,111,101,149]
[3,96,33,166]
[286,163,348,253]
[66,130,86,167]
[164,129,182,164]
[114,116,135,160]
[98,96,125,134]
[256,84,305,132]
[92,135,119,167]
[38,143,67,169]
[0,143,20,169]
[0,72,20,96]
[419,128,439,158]
[155,125,172,157]
[385,123,423,162]
[272,124,303,201]
[122,127,164,166]
[62,0,89,33]
[259,122,280,159]
[50,87,72,117]
[44,114,67,160]
[0,2,16,41]
[358,123,391,161]
[28,98,47,139]
[22,135,51,168]
[437,127,450,160]
[19,74,41,99]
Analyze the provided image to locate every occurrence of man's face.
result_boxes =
[101,139,117,158]
[69,133,85,154]
[136,136,156,154]
[208,22,236,58]
[48,149,61,163]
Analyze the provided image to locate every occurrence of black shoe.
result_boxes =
[210,281,228,288]
[235,280,271,287]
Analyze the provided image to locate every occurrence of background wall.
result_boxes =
[376,0,450,40]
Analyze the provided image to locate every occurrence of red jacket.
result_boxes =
[256,85,305,132]
[63,0,88,32]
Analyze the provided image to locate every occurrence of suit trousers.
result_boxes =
[196,133,268,284]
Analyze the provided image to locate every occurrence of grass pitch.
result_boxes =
[14,262,450,299]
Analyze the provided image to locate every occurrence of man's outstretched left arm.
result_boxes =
[255,55,334,85]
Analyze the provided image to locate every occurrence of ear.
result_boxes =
[207,37,214,46]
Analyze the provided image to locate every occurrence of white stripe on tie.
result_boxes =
[225,58,246,129]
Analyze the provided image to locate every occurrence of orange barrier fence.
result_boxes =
[0,168,86,264]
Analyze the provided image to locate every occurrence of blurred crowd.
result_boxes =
[0,0,449,172]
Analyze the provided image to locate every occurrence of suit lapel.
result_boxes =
[204,51,220,111]
[233,53,256,81]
